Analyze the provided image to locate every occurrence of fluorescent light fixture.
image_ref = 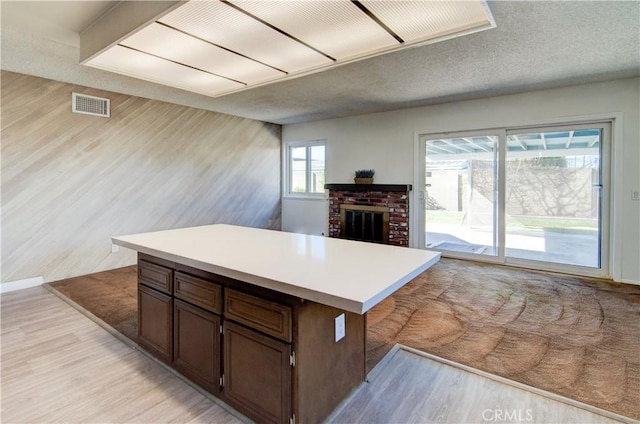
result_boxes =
[122,23,284,84]
[232,0,399,60]
[88,45,244,96]
[158,1,332,73]
[84,0,495,98]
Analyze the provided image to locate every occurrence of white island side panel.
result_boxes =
[113,224,440,314]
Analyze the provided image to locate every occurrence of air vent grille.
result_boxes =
[72,92,110,117]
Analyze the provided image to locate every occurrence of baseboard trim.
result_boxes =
[618,277,639,285]
[0,276,44,293]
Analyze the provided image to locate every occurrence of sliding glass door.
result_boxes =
[419,122,610,277]
[505,127,604,269]
[424,135,498,256]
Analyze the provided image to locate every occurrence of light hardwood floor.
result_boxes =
[1,287,629,424]
[1,287,244,424]
[329,346,627,424]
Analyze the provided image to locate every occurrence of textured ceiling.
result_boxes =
[2,1,639,125]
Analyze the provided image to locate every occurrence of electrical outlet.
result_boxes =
[111,244,120,253]
[335,313,345,342]
[632,190,640,201]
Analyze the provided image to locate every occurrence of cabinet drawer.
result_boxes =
[224,289,292,342]
[174,272,222,314]
[139,260,173,294]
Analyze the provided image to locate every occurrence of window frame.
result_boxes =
[283,139,326,199]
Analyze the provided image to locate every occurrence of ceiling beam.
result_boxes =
[80,1,181,63]
[462,137,491,152]
[512,135,527,150]
[565,131,575,149]
[426,144,458,155]
[438,138,472,153]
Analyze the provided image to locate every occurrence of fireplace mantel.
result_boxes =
[324,184,412,192]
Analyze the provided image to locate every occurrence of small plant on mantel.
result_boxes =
[354,169,375,184]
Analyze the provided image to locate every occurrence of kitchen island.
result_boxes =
[112,224,440,424]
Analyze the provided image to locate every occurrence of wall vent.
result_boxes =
[72,92,110,117]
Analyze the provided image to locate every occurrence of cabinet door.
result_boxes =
[223,321,291,424]
[173,299,221,394]
[138,284,173,363]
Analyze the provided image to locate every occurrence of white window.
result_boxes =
[285,140,326,197]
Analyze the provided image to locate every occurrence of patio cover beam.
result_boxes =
[437,138,473,153]
[512,135,527,150]
[427,144,458,155]
[462,137,491,152]
[565,131,575,149]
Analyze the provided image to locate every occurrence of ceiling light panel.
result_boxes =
[81,0,496,98]
[86,45,244,96]
[121,23,284,85]
[361,0,495,43]
[158,0,332,73]
[228,0,399,60]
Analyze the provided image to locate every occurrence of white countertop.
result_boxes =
[112,224,440,314]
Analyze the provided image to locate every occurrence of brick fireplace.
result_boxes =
[325,184,412,247]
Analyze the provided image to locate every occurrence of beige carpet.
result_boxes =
[48,259,640,420]
[367,259,640,421]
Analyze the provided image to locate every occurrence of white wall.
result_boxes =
[283,78,640,284]
[282,198,328,236]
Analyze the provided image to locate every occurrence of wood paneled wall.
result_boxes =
[1,71,281,284]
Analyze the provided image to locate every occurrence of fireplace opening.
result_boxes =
[327,183,411,246]
[340,205,389,244]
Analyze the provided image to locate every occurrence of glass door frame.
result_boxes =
[503,122,611,277]
[414,121,611,279]
[414,128,505,264]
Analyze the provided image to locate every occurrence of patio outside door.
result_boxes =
[419,122,610,277]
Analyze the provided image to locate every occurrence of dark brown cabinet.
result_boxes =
[223,321,291,424]
[137,253,365,424]
[173,299,221,394]
[174,271,222,314]
[138,259,173,294]
[138,283,173,363]
[224,288,292,342]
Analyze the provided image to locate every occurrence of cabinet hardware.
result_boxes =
[220,324,223,334]
[220,375,224,387]
[290,414,296,424]
[290,351,296,367]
